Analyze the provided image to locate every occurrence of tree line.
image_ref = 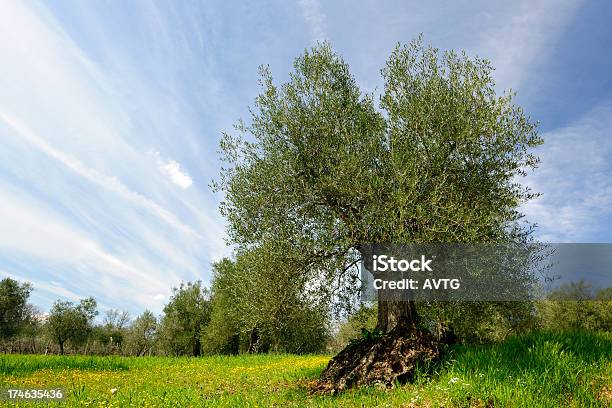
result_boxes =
[1,274,609,356]
[0,262,330,357]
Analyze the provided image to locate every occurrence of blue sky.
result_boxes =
[0,0,611,315]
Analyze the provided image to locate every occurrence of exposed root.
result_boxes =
[314,328,440,394]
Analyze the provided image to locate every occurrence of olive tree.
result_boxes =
[158,281,210,356]
[124,310,158,356]
[204,248,330,354]
[46,297,98,354]
[0,278,34,340]
[216,37,542,389]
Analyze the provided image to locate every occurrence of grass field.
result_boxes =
[1,331,610,407]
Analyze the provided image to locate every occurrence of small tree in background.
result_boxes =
[0,278,34,341]
[103,309,130,330]
[201,259,242,355]
[125,310,158,356]
[159,281,210,356]
[204,247,331,355]
[92,309,130,353]
[538,282,612,332]
[46,297,98,354]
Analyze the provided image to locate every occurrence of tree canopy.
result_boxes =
[46,297,98,354]
[215,37,543,334]
[158,281,210,356]
[0,278,34,339]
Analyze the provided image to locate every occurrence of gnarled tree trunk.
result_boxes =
[316,296,439,393]
[376,299,420,333]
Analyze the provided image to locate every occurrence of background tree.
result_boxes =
[0,278,34,340]
[216,37,542,389]
[124,310,158,356]
[204,247,330,355]
[92,309,130,353]
[103,309,130,330]
[46,297,98,354]
[537,282,612,332]
[329,304,377,352]
[201,259,242,355]
[158,281,210,356]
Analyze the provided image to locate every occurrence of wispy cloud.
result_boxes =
[523,95,612,242]
[0,0,229,313]
[475,0,584,91]
[1,112,200,238]
[1,269,84,304]
[149,151,193,189]
[298,0,328,42]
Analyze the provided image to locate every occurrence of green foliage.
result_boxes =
[359,328,383,342]
[203,253,330,355]
[537,282,612,332]
[124,310,158,356]
[346,328,384,348]
[215,37,543,333]
[158,281,210,356]
[271,301,330,354]
[419,300,539,344]
[46,297,98,354]
[330,305,378,351]
[0,277,34,339]
[201,259,243,355]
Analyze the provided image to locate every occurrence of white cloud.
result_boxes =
[298,0,328,42]
[0,112,200,238]
[161,160,193,189]
[0,1,230,313]
[474,0,584,91]
[149,151,193,189]
[522,95,612,241]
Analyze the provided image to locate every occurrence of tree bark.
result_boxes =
[248,327,260,353]
[316,296,438,393]
[375,299,419,334]
[193,338,201,357]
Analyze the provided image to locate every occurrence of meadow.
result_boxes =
[0,331,610,407]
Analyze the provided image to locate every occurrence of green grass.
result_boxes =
[0,355,129,376]
[0,330,610,407]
